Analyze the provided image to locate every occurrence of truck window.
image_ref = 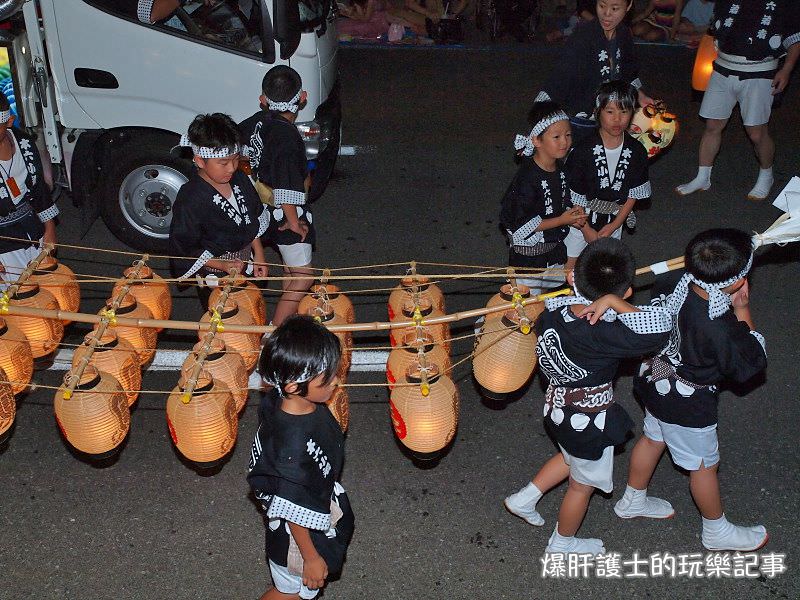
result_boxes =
[84,0,265,57]
[297,0,329,31]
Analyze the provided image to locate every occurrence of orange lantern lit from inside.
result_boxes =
[306,304,352,380]
[0,367,15,445]
[0,317,33,395]
[299,284,355,323]
[5,282,64,359]
[73,330,142,407]
[29,256,80,324]
[95,295,157,365]
[473,311,538,395]
[390,298,450,354]
[200,298,261,372]
[389,362,459,457]
[386,330,451,391]
[388,276,445,320]
[166,371,237,468]
[114,265,172,330]
[208,275,266,327]
[183,338,249,413]
[327,386,349,432]
[485,283,545,323]
[692,33,717,92]
[54,365,130,459]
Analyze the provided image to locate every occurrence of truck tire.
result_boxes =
[99,135,191,253]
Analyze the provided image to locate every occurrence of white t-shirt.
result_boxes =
[0,134,30,205]
[604,142,623,182]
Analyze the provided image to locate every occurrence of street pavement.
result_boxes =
[1,44,799,599]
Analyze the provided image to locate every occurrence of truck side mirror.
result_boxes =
[273,0,301,59]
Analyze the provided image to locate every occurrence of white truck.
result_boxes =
[0,0,340,251]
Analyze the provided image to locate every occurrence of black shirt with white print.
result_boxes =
[636,271,767,428]
[248,389,345,568]
[536,302,671,459]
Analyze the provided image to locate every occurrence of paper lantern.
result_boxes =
[5,282,64,359]
[386,330,451,390]
[473,311,538,394]
[692,33,717,92]
[114,265,172,330]
[485,284,545,323]
[388,276,445,320]
[305,304,352,379]
[390,298,450,354]
[389,362,459,455]
[0,367,15,445]
[72,330,141,407]
[29,256,80,324]
[200,298,261,372]
[54,365,130,459]
[327,386,349,432]
[629,102,678,159]
[0,317,33,395]
[183,338,249,413]
[208,275,266,326]
[299,284,355,323]
[95,295,157,365]
[166,371,237,467]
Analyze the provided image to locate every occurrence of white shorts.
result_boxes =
[564,226,622,259]
[700,71,774,127]
[268,560,319,599]
[559,444,614,494]
[277,243,313,268]
[0,243,41,290]
[642,409,720,471]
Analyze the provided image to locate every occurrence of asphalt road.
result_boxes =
[2,44,799,599]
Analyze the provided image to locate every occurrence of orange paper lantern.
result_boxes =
[299,284,355,323]
[29,256,80,324]
[485,283,545,323]
[5,282,64,358]
[327,386,349,432]
[166,371,237,467]
[183,338,249,413]
[114,265,172,330]
[389,362,459,455]
[200,298,261,372]
[54,365,130,459]
[73,330,142,407]
[692,33,717,92]
[473,311,538,394]
[386,330,451,390]
[388,276,445,320]
[208,275,266,326]
[95,295,157,365]
[390,298,450,354]
[0,367,15,444]
[0,317,33,395]
[305,304,352,380]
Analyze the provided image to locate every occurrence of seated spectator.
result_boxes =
[337,0,390,39]
[546,0,594,43]
[387,0,444,36]
[631,0,697,42]
[673,0,713,45]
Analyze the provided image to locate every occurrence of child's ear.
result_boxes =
[194,156,206,170]
[259,94,267,109]
[531,135,543,149]
[284,381,299,395]
[623,286,633,299]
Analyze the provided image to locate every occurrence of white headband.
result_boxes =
[266,90,302,114]
[596,91,620,107]
[0,110,10,124]
[261,359,330,398]
[514,111,569,156]
[178,134,242,159]
[666,250,754,320]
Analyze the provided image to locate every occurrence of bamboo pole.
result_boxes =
[3,246,52,298]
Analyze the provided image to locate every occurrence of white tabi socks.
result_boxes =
[747,167,774,200]
[701,514,768,552]
[676,166,712,196]
[504,482,545,526]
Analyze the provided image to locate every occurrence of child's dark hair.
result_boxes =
[527,101,566,138]
[187,113,241,150]
[685,228,753,284]
[0,92,10,113]
[261,65,302,103]
[574,238,635,300]
[259,315,341,398]
[593,80,637,120]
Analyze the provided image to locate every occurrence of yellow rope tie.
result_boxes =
[99,308,117,326]
[209,309,225,333]
[0,292,9,314]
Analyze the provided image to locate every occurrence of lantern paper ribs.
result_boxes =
[0,367,15,444]
[473,310,538,395]
[29,256,80,325]
[0,317,33,396]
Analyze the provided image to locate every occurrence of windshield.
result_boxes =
[297,0,329,30]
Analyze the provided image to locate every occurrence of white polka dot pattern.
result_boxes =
[274,189,306,206]
[266,495,331,531]
[37,205,59,223]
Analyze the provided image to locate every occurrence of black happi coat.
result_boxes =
[539,19,641,116]
[0,129,57,254]
[239,111,315,247]
[636,272,768,429]
[500,159,571,270]
[565,131,651,230]
[169,170,268,279]
[536,304,670,459]
[711,0,800,78]
[248,390,345,567]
